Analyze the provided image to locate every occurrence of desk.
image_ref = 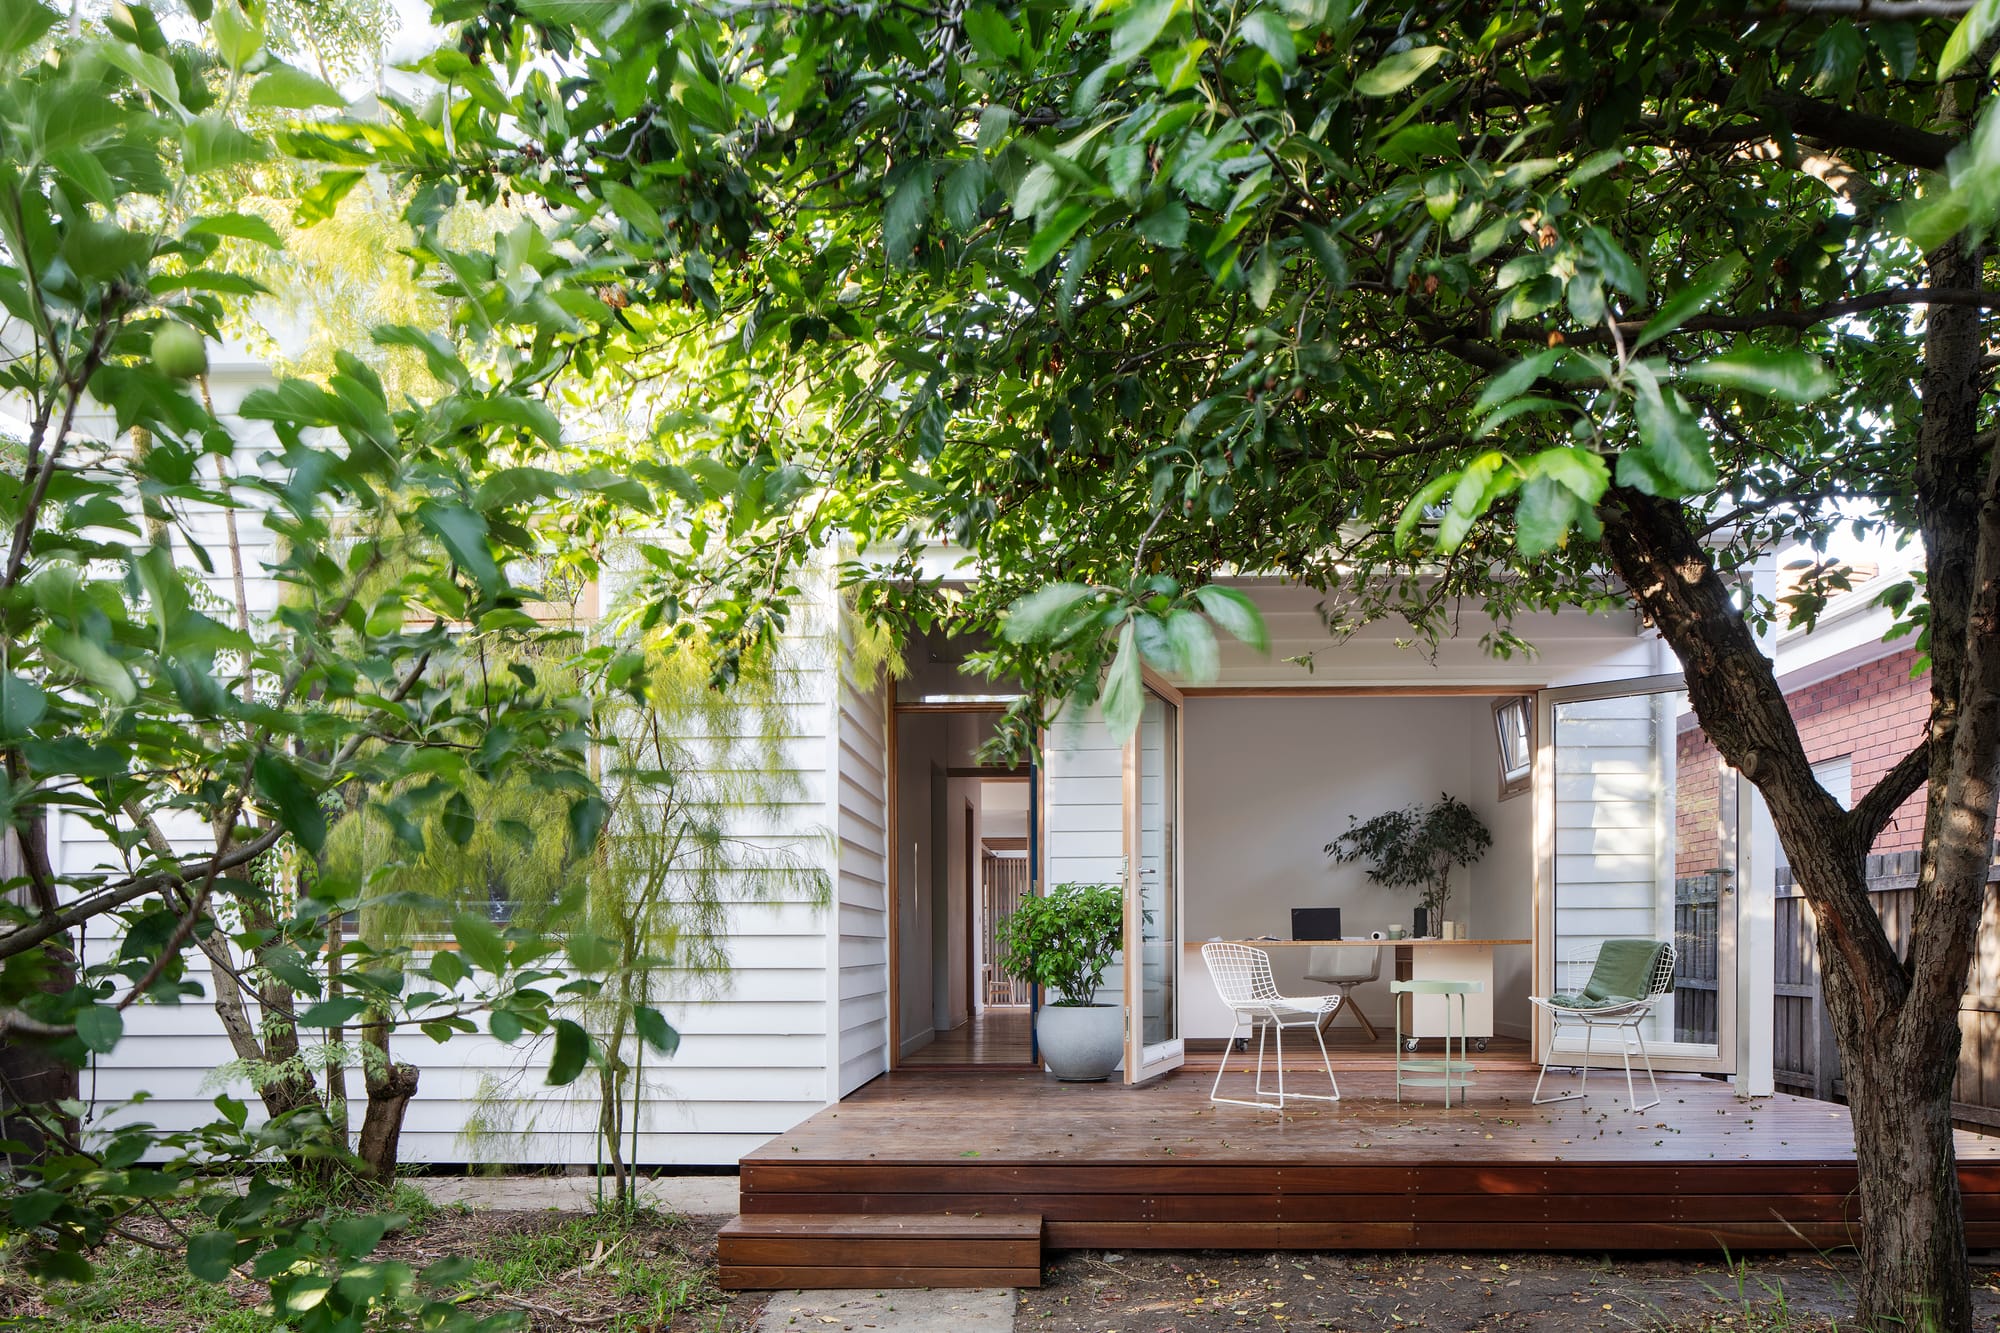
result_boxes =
[1222,939,1531,1047]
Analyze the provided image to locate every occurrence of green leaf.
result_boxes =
[1620,380,1718,496]
[1394,472,1459,549]
[0,674,46,738]
[1435,451,1513,550]
[74,1005,123,1054]
[884,162,934,266]
[1633,255,1744,351]
[451,911,507,976]
[1110,0,1179,66]
[941,158,990,232]
[566,931,616,974]
[1473,348,1561,414]
[1003,582,1095,643]
[1238,9,1296,70]
[1193,585,1269,653]
[1025,203,1096,273]
[442,791,475,846]
[1514,473,1602,558]
[416,500,500,596]
[0,0,54,54]
[186,212,285,248]
[1581,225,1645,301]
[568,795,609,858]
[1134,202,1189,247]
[1354,45,1446,97]
[633,1005,681,1056]
[182,114,268,175]
[1300,222,1348,289]
[252,753,326,856]
[428,949,467,990]
[297,996,368,1028]
[1941,0,1999,77]
[546,1018,591,1086]
[962,4,1018,60]
[1164,610,1220,681]
[247,62,346,109]
[1683,349,1836,403]
[328,1213,390,1261]
[187,1231,239,1282]
[1101,619,1143,739]
[1529,446,1611,503]
[43,629,135,705]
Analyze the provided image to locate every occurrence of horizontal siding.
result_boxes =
[79,468,841,1166]
[833,641,890,1098]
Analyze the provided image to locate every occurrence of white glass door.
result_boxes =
[1125,679,1184,1082]
[1540,679,1736,1073]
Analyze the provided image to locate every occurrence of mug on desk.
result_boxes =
[1386,924,1406,939]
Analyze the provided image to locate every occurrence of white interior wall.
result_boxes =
[1467,697,1536,1038]
[1180,697,1533,1039]
[894,713,941,1055]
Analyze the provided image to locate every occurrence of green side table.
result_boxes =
[1391,978,1482,1107]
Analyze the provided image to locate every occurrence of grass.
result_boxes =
[467,1205,726,1329]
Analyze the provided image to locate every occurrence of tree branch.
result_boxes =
[1850,737,1932,847]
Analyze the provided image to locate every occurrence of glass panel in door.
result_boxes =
[1126,686,1184,1081]
[1548,684,1736,1071]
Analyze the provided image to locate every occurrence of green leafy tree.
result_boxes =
[0,0,655,1321]
[1328,794,1492,924]
[302,0,2000,1324]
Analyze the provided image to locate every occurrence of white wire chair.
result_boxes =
[1530,939,1678,1113]
[1201,942,1342,1109]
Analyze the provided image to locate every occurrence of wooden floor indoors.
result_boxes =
[896,1008,1533,1071]
[722,1067,2000,1289]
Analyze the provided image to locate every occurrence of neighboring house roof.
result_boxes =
[1773,547,1924,693]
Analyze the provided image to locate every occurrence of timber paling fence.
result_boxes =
[1673,873,1722,1047]
[1773,849,2000,1129]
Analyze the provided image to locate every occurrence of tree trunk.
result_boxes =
[356,1065,418,1183]
[1598,480,1999,1332]
[1843,1009,1970,1329]
[355,1010,416,1183]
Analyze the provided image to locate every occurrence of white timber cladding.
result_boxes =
[1043,703,1127,1006]
[75,358,846,1166]
[830,639,890,1097]
[1549,690,1679,1044]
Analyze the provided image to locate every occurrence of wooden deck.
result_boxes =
[726,1068,2000,1287]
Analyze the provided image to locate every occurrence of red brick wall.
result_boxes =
[1787,647,1930,856]
[1676,721,1721,875]
[1671,647,1930,869]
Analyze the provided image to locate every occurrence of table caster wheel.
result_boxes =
[1475,1038,1489,1053]
[1403,1037,1420,1053]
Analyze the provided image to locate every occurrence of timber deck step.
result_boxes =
[716,1212,1043,1290]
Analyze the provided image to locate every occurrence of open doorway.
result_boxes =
[893,713,1038,1068]
[890,627,1039,1069]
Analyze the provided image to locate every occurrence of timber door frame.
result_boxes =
[1124,667,1186,1083]
[1535,674,1741,1076]
[883,691,1037,1072]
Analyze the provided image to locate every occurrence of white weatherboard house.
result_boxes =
[77,352,1781,1167]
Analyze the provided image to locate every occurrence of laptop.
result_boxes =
[1290,907,1342,941]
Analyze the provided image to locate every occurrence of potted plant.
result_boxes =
[1326,794,1492,937]
[996,881,1125,1081]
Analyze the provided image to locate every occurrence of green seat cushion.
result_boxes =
[1582,939,1668,1005]
[1549,990,1638,1011]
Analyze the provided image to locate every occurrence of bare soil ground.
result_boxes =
[1016,1248,2000,1332]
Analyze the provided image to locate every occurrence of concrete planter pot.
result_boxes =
[1036,1003,1123,1082]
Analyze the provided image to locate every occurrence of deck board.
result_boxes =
[736,1068,2000,1274]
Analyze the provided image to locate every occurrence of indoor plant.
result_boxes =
[996,881,1125,1081]
[1327,794,1493,937]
